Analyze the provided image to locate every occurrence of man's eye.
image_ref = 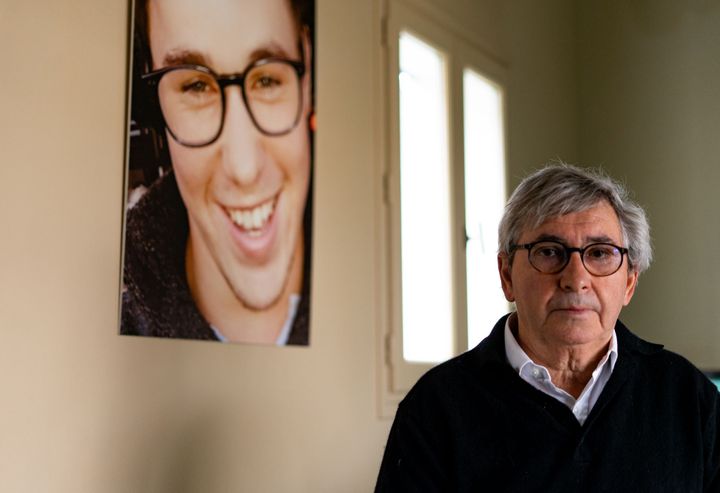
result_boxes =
[247,64,292,94]
[254,76,281,89]
[587,246,615,259]
[536,247,562,257]
[181,80,210,93]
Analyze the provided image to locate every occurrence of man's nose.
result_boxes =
[559,251,590,292]
[220,87,264,186]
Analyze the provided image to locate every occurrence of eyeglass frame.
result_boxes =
[509,240,630,277]
[141,57,306,147]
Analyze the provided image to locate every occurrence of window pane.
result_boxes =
[463,68,508,349]
[399,32,453,363]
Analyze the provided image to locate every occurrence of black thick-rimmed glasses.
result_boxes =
[510,240,629,277]
[142,57,306,147]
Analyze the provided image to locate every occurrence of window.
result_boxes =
[398,32,454,363]
[378,0,508,414]
[463,68,508,350]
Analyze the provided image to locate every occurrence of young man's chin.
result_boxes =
[235,288,286,312]
[225,263,295,312]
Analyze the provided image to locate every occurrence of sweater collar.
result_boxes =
[469,313,664,369]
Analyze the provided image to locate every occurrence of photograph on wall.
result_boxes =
[119,0,315,346]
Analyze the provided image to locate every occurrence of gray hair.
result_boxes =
[498,163,652,274]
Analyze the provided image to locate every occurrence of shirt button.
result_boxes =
[532,368,541,378]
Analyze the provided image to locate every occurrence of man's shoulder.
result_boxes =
[400,318,510,412]
[617,320,718,400]
[409,348,483,395]
[618,320,697,369]
[126,172,187,245]
[615,320,664,356]
[122,172,216,340]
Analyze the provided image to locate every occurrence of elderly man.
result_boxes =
[376,164,719,492]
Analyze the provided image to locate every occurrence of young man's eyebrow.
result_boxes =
[159,43,298,72]
[247,43,297,64]
[162,49,211,68]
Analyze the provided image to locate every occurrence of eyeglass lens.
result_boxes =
[157,62,301,146]
[529,242,623,275]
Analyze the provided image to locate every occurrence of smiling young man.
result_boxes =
[376,164,720,492]
[121,0,314,345]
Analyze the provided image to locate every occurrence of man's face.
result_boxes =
[498,201,638,348]
[148,0,311,311]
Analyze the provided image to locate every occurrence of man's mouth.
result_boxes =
[226,197,276,237]
[553,306,595,317]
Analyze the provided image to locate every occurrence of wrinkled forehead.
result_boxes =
[147,0,300,71]
[517,199,625,245]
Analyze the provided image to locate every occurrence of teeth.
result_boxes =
[229,199,275,232]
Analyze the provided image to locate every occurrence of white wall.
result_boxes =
[578,1,720,368]
[0,0,577,491]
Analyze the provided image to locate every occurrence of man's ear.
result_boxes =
[498,254,515,302]
[623,269,639,306]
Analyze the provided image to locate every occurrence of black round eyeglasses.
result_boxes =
[510,240,629,276]
[142,57,306,147]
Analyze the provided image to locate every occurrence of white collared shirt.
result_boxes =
[504,316,618,425]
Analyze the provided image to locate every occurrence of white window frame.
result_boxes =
[375,0,509,417]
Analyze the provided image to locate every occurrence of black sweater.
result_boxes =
[376,315,720,492]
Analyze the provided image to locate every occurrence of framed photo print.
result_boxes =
[120,0,315,346]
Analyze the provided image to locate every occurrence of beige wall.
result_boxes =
[577,1,720,367]
[0,0,577,491]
